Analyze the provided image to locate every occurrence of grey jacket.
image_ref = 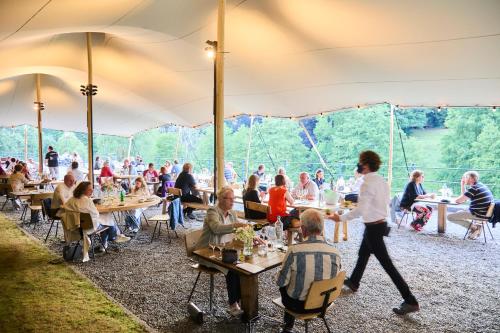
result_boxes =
[195,206,238,250]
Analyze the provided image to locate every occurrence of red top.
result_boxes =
[143,169,159,179]
[268,186,289,223]
[99,166,114,184]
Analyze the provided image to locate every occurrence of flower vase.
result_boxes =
[243,239,253,257]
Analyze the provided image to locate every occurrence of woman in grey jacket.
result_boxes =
[195,186,247,316]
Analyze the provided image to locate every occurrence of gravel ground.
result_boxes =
[2,200,499,333]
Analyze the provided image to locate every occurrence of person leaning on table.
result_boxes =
[194,186,248,316]
[51,174,76,215]
[448,171,493,240]
[327,150,420,315]
[276,209,341,333]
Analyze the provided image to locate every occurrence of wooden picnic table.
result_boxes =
[415,196,460,233]
[96,195,161,213]
[193,245,286,321]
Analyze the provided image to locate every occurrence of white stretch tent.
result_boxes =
[0,0,499,136]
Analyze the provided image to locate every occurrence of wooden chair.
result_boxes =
[26,192,53,227]
[463,202,495,244]
[149,198,176,243]
[184,229,221,313]
[244,201,269,224]
[287,226,304,246]
[273,271,346,333]
[168,187,182,197]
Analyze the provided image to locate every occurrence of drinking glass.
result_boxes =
[209,234,217,257]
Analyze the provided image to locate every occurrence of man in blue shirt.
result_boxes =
[448,171,494,240]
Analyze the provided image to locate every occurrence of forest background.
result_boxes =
[1,103,498,197]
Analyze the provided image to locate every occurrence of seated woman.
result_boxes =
[242,174,267,219]
[400,170,435,231]
[268,174,296,229]
[9,164,29,192]
[157,166,172,197]
[98,160,115,185]
[195,186,248,316]
[126,177,150,233]
[313,168,325,189]
[345,168,364,203]
[63,181,130,262]
[68,161,85,182]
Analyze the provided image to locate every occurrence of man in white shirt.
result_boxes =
[52,174,76,212]
[292,172,319,200]
[329,151,419,315]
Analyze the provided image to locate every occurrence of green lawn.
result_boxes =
[0,214,148,333]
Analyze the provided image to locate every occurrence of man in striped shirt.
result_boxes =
[449,171,494,239]
[276,209,341,332]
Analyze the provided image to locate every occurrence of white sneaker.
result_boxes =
[132,228,139,233]
[228,304,244,317]
[102,241,108,250]
[82,255,90,263]
[115,234,131,243]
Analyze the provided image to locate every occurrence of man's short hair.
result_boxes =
[71,161,79,169]
[48,146,53,150]
[464,171,479,181]
[258,164,264,171]
[300,209,323,235]
[359,150,382,172]
[182,162,192,172]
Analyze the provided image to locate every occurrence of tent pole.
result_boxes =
[24,125,28,162]
[35,74,43,175]
[244,116,254,180]
[299,121,334,179]
[175,127,182,160]
[215,0,226,192]
[127,136,133,160]
[388,104,395,191]
[86,32,95,187]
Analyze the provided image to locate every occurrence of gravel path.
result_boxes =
[2,201,499,333]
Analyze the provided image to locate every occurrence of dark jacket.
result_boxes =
[242,189,267,219]
[400,181,426,209]
[490,200,500,228]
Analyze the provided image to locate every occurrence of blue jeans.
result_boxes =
[97,224,117,243]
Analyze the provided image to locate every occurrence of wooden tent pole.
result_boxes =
[35,74,43,175]
[244,116,254,180]
[388,104,395,190]
[175,127,182,159]
[24,125,28,162]
[215,0,226,191]
[86,32,95,187]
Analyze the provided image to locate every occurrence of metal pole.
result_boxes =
[299,121,334,179]
[388,104,395,190]
[86,32,94,187]
[213,57,217,191]
[244,116,254,180]
[215,0,226,192]
[24,125,28,162]
[127,136,133,160]
[35,74,43,175]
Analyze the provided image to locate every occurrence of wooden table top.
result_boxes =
[194,245,286,276]
[12,190,54,197]
[96,195,161,213]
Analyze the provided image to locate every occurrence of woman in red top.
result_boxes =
[268,174,295,225]
[99,161,114,185]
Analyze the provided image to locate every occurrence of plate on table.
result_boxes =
[145,197,156,202]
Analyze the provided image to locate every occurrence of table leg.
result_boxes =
[202,192,209,205]
[334,222,340,243]
[438,203,447,233]
[342,221,348,241]
[240,274,259,322]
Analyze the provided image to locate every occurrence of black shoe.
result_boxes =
[392,302,420,315]
[343,278,359,292]
[187,213,196,220]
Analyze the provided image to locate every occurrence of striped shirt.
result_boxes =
[276,235,341,301]
[465,182,493,218]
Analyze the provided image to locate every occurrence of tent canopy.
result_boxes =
[0,0,499,136]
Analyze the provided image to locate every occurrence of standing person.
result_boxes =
[399,170,435,231]
[45,146,59,179]
[448,171,494,240]
[94,156,102,170]
[224,162,237,184]
[171,159,181,176]
[328,150,419,315]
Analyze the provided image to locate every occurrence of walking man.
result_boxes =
[45,146,59,180]
[328,150,419,315]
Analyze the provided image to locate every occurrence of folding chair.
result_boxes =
[149,198,176,243]
[398,208,415,229]
[43,198,62,242]
[273,271,346,333]
[463,202,495,244]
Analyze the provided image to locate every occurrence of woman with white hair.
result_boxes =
[195,186,248,316]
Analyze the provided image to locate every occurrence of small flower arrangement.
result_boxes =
[101,179,116,193]
[234,225,255,244]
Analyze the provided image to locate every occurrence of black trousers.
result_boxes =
[350,222,418,305]
[180,194,203,215]
[226,271,241,305]
[279,287,322,328]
